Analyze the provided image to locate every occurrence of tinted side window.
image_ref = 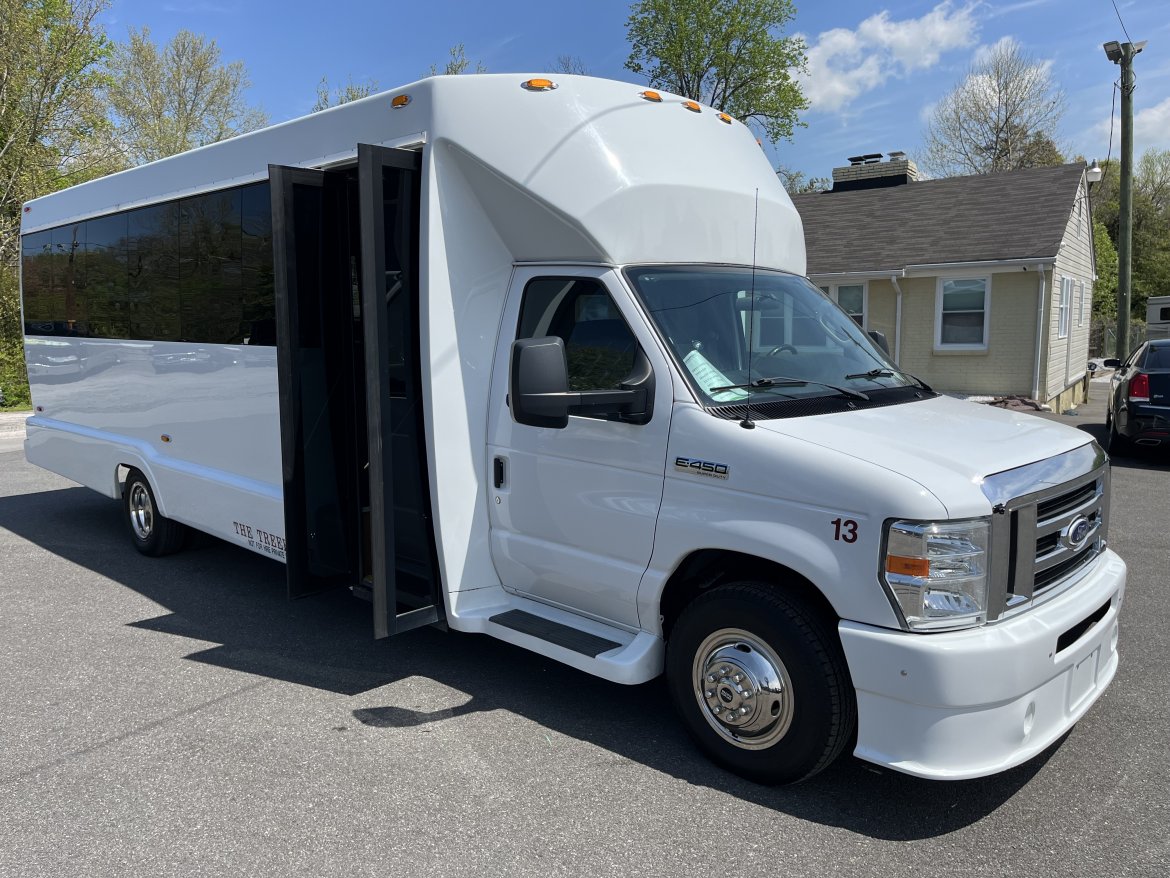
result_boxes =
[52,223,86,336]
[85,212,130,339]
[517,278,638,392]
[22,182,275,344]
[241,182,275,345]
[128,203,181,341]
[181,188,243,344]
[20,230,53,333]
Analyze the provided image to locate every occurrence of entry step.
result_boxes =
[489,609,621,657]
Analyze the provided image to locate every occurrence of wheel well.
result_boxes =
[659,550,839,641]
[116,464,133,497]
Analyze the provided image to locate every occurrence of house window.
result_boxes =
[1077,280,1086,327]
[1058,277,1072,339]
[935,277,988,349]
[833,283,865,327]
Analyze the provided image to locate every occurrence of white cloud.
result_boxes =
[798,2,979,114]
[1087,95,1170,160]
[1133,97,1170,155]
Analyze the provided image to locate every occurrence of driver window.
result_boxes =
[517,277,639,392]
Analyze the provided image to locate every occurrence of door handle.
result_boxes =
[493,456,506,489]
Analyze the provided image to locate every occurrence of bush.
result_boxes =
[0,268,31,409]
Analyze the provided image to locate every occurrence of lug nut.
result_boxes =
[733,674,742,683]
[705,690,714,699]
[707,675,716,683]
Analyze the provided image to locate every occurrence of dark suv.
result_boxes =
[1104,338,1170,454]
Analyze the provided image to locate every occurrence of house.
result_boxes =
[789,156,1096,411]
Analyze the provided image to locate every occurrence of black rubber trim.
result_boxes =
[490,610,621,657]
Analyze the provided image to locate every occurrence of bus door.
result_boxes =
[270,145,441,638]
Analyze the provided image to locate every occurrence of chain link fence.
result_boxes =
[1089,321,1167,359]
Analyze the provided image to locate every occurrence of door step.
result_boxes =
[489,609,621,657]
[449,594,664,684]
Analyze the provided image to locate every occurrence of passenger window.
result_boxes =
[517,278,639,392]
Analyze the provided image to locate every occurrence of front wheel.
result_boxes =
[666,582,856,784]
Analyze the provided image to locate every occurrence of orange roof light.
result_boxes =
[391,94,411,108]
[682,100,701,113]
[640,90,663,102]
[522,78,557,91]
[717,112,733,124]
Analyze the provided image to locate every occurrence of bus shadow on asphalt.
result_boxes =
[0,484,1060,840]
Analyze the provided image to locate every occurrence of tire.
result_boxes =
[1107,418,1130,457]
[666,582,856,785]
[123,469,186,557]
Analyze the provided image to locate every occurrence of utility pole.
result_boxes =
[1104,39,1146,361]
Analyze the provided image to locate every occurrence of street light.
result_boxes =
[1103,39,1147,361]
[1087,161,1102,184]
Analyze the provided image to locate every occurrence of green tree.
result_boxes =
[1,0,114,407]
[1,0,114,266]
[624,0,808,144]
[1092,220,1117,324]
[922,40,1066,176]
[776,165,829,194]
[312,75,378,112]
[105,27,267,166]
[1092,151,1170,319]
[427,43,486,76]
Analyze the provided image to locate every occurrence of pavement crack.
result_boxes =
[0,679,268,785]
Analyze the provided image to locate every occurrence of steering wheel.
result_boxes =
[765,344,798,356]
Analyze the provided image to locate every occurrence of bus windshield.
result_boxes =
[624,265,917,408]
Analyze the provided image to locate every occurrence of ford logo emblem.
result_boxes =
[1061,515,1094,551]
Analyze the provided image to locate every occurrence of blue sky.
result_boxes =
[104,0,1170,179]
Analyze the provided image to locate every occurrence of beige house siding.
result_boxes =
[894,272,1038,396]
[866,278,898,348]
[1043,175,1094,404]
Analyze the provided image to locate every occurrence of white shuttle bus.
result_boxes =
[20,75,1126,783]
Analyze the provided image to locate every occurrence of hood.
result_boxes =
[754,395,1094,518]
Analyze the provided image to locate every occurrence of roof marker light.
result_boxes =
[640,90,663,102]
[391,94,411,108]
[717,112,733,124]
[522,78,557,91]
[682,100,701,113]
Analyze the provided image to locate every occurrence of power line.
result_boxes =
[1106,80,1118,176]
[1109,0,1134,44]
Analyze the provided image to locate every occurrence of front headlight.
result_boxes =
[882,518,990,631]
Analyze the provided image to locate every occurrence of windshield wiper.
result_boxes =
[844,367,934,392]
[711,375,869,401]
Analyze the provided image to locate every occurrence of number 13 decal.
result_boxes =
[831,518,858,543]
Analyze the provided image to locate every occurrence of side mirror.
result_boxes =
[511,337,571,429]
[510,336,655,429]
[868,330,890,356]
[1102,358,1121,369]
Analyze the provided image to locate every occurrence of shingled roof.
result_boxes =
[789,162,1087,275]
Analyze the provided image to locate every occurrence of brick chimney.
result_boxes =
[831,151,919,192]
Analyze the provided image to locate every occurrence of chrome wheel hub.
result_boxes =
[693,628,794,750]
[129,483,154,540]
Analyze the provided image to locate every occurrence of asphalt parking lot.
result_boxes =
[1,399,1167,878]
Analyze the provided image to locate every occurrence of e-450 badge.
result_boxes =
[674,457,730,479]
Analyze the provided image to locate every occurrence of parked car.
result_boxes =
[1104,338,1170,454]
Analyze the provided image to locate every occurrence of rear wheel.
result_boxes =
[666,582,855,784]
[1107,416,1130,457]
[123,469,186,556]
